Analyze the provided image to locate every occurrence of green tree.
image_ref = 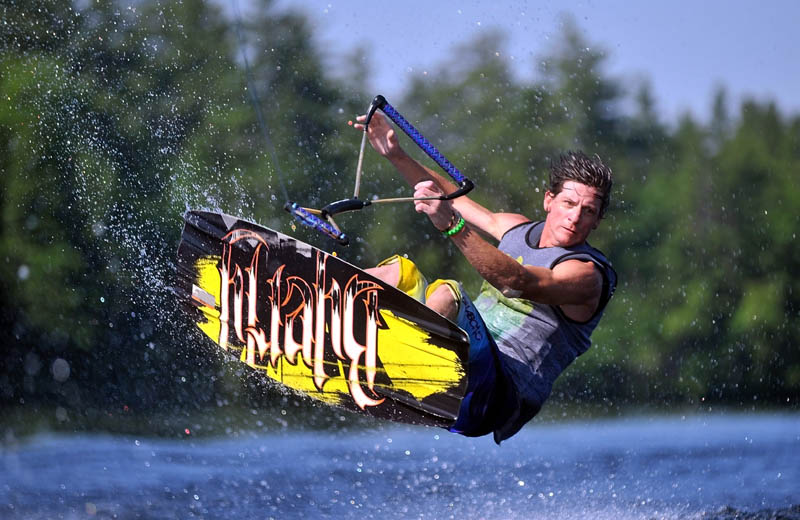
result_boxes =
[3,1,798,433]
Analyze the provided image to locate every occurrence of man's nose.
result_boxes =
[567,206,580,222]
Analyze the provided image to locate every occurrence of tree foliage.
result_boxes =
[1,1,797,429]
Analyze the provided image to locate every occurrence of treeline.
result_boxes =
[1,0,797,432]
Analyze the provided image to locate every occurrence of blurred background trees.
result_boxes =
[1,0,797,434]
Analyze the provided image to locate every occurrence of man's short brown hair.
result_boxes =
[549,151,613,217]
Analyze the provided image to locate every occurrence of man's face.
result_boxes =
[542,181,603,247]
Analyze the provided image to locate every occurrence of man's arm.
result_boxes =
[412,181,603,322]
[355,113,603,320]
[354,114,527,241]
[451,222,603,321]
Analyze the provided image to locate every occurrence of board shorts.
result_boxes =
[377,255,517,438]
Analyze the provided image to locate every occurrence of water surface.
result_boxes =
[2,413,798,519]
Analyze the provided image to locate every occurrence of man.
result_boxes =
[353,113,617,444]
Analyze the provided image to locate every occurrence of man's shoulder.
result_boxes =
[493,213,533,239]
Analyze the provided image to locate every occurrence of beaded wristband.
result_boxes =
[443,211,459,230]
[443,216,466,237]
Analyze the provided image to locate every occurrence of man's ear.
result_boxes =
[543,191,554,212]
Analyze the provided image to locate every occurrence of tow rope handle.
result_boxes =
[286,95,474,245]
[285,202,350,246]
[365,95,474,201]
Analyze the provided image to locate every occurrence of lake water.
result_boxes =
[1,413,798,519]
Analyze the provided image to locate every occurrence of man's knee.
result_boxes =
[365,263,399,287]
[367,255,428,302]
[426,282,459,322]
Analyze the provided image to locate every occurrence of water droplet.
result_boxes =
[52,358,70,382]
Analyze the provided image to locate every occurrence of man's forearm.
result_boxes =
[450,223,595,305]
[387,152,458,195]
[449,225,539,297]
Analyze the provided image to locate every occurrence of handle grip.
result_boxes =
[284,202,349,246]
[320,198,371,218]
[440,179,474,200]
[366,95,469,186]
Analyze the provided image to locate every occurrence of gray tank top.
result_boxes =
[474,221,617,441]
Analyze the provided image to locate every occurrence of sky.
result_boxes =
[268,0,800,124]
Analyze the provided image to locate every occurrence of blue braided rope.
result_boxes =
[380,102,466,184]
[287,203,348,244]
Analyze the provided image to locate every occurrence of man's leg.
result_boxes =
[368,257,511,437]
[425,282,459,322]
[365,255,428,303]
[367,256,459,321]
[445,287,508,438]
[364,262,400,287]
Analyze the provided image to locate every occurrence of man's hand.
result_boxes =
[352,113,402,160]
[413,181,454,231]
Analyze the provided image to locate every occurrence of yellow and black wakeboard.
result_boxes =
[175,210,469,428]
